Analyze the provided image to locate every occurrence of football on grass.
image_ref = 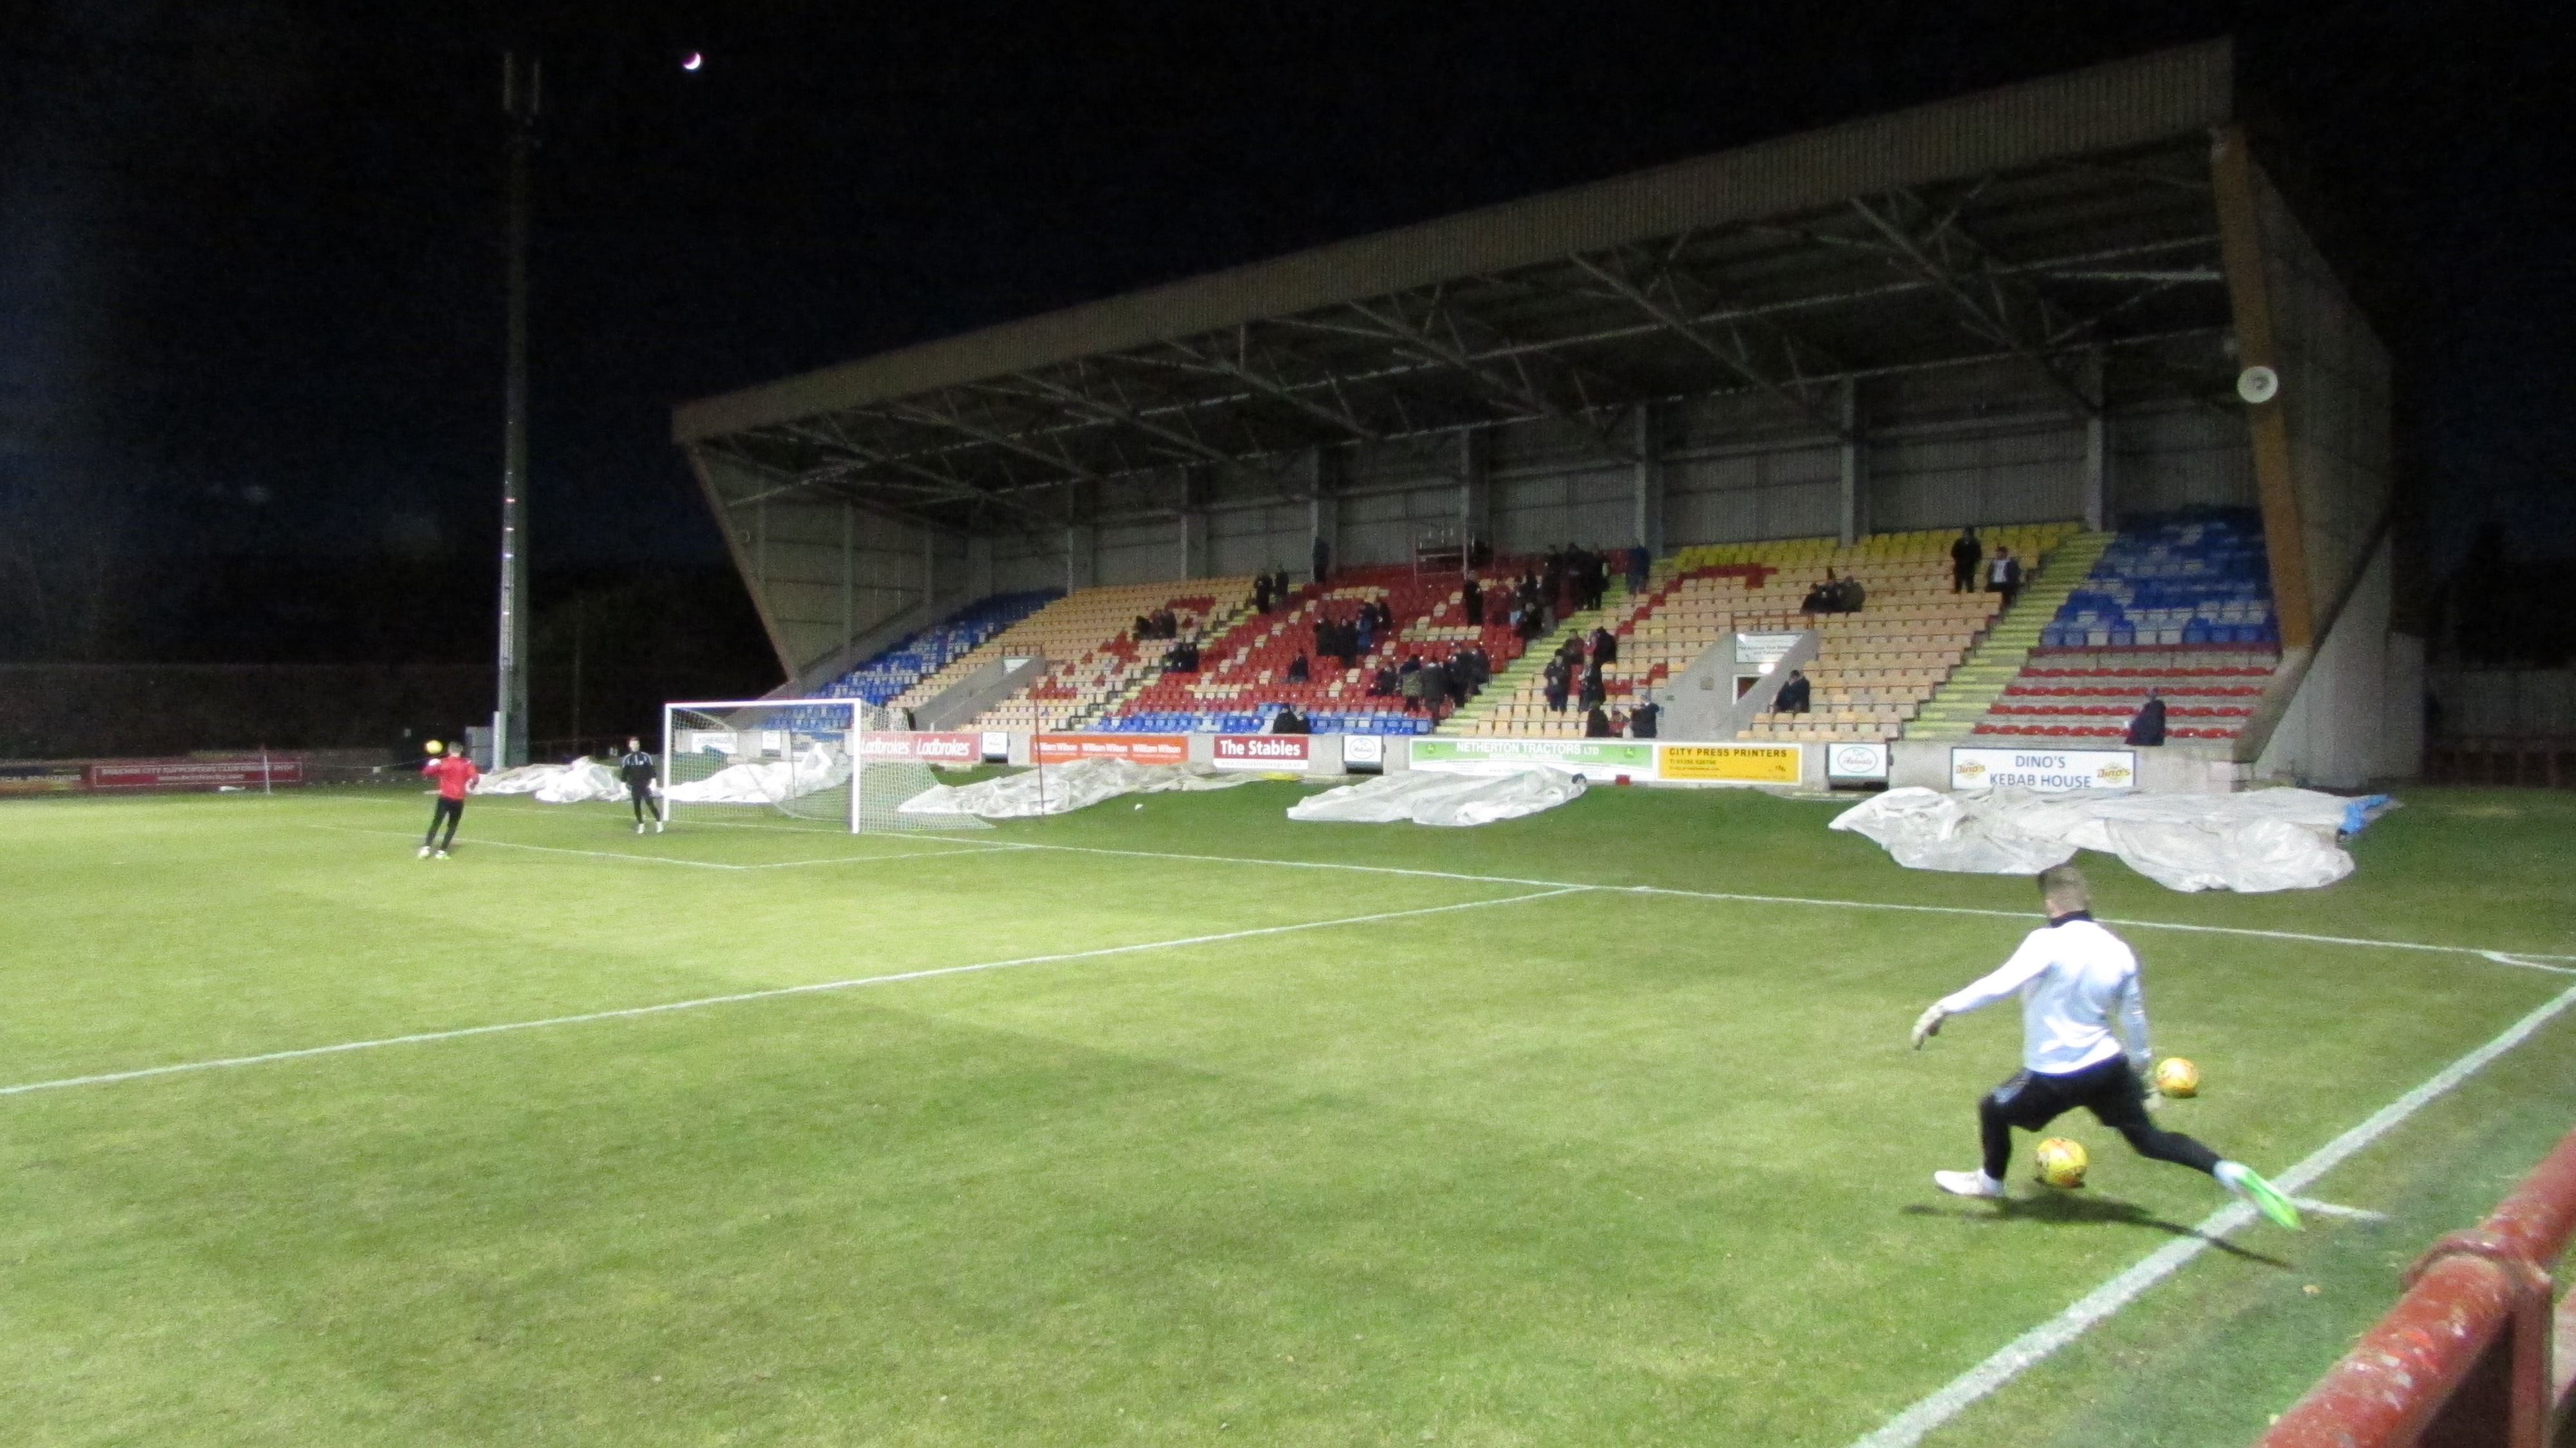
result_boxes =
[2034,1137,2089,1188]
[2154,1057,2201,1098]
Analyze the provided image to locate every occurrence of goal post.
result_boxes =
[658,698,990,834]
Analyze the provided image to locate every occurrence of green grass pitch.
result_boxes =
[3,779,2571,1446]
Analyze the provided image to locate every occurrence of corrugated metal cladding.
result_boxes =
[1869,418,2087,531]
[672,43,2231,443]
[1667,446,1842,544]
[2114,402,2255,514]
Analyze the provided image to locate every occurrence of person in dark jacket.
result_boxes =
[1627,544,1651,593]
[1419,658,1450,720]
[1542,658,1571,714]
[618,736,663,834]
[1462,575,1484,627]
[1584,705,1615,738]
[1775,670,1812,714]
[2125,688,2168,746]
[1271,705,1310,734]
[1581,662,1607,712]
[1591,625,1618,665]
[1801,576,1835,614]
[1253,573,1273,613]
[1985,548,2023,607]
[1311,535,1332,584]
[1951,528,1982,593]
[1286,652,1311,684]
[1628,692,1662,738]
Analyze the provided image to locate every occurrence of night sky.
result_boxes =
[5,1,2568,667]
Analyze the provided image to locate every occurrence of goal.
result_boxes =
[659,698,990,834]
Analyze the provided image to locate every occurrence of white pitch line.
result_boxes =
[1847,978,2576,1448]
[0,887,1587,1100]
[304,825,1021,873]
[2290,1198,2390,1223]
[987,841,2576,967]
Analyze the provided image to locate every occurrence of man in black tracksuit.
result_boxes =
[619,736,663,834]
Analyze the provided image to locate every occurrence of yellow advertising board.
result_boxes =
[1656,743,1803,783]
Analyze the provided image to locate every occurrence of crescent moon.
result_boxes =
[681,52,704,71]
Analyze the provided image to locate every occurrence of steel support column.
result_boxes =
[1460,428,1492,556]
[2083,348,2109,532]
[1838,383,1866,546]
[1634,404,1667,558]
[2211,126,2315,647]
[1307,448,1341,578]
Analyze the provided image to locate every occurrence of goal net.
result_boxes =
[659,698,991,834]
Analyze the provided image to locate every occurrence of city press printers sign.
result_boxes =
[1034,733,1189,766]
[856,732,980,765]
[1212,735,1311,770]
[1658,743,1802,783]
[1950,747,2137,792]
[1410,738,1655,777]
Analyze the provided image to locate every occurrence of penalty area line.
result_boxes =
[1846,977,2576,1448]
[0,886,1587,1101]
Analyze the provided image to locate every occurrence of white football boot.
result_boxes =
[1934,1170,2007,1199]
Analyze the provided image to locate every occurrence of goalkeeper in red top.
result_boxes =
[1910,864,2300,1228]
[417,740,480,859]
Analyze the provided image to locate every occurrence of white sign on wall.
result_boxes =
[1827,742,1889,779]
[1736,631,1804,666]
[1951,747,2137,792]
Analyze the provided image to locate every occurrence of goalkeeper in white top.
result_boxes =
[1911,864,2300,1228]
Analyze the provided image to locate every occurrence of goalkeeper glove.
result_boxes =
[1911,1004,1949,1050]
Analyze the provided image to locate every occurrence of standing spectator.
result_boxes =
[1462,575,1484,627]
[1951,528,1983,593]
[1627,543,1651,594]
[1311,535,1332,584]
[1542,656,1571,714]
[1580,659,1607,712]
[1628,691,1662,739]
[2125,687,2168,746]
[1253,573,1274,613]
[1986,547,2023,607]
[1590,624,1618,665]
[1775,669,1812,714]
[1419,657,1450,721]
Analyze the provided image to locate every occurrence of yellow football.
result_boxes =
[2034,1137,2090,1189]
[2154,1057,2201,1098]
[424,739,444,755]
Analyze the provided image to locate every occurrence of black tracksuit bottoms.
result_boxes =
[1980,1054,2221,1181]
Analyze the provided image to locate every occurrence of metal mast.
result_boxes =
[494,52,540,768]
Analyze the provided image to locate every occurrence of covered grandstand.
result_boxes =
[674,39,2413,790]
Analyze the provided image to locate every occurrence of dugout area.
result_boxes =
[674,39,2399,786]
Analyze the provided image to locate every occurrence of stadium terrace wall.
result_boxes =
[0,662,493,759]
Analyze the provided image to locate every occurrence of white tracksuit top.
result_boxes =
[1936,917,2150,1076]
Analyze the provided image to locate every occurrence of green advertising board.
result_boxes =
[1408,738,1657,774]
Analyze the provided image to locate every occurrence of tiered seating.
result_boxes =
[1965,513,2282,743]
[819,590,1058,703]
[1453,525,2076,741]
[886,579,1252,730]
[1971,646,2277,741]
[1101,563,1529,735]
[2041,511,2278,647]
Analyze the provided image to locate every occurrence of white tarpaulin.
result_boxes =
[665,745,848,805]
[896,756,1251,819]
[1828,786,2394,892]
[1287,767,1586,827]
[471,757,633,804]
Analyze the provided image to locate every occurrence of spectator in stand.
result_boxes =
[1369,664,1399,698]
[1627,543,1651,594]
[1837,572,1866,613]
[1581,659,1607,712]
[1629,691,1662,739]
[1462,575,1484,627]
[1399,656,1425,713]
[1584,705,1615,738]
[1420,657,1450,721]
[1801,574,1835,614]
[1134,613,1154,639]
[1951,527,1983,593]
[1986,547,2023,607]
[1270,704,1310,734]
[1286,652,1311,684]
[1590,624,1618,665]
[1253,573,1274,614]
[2125,687,2168,746]
[1776,669,1812,714]
[1542,656,1571,714]
[1311,535,1332,584]
[1459,645,1490,696]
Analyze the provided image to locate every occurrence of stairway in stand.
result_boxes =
[1433,580,1631,736]
[1902,532,2115,740]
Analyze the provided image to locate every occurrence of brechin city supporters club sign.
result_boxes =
[1410,738,1656,777]
[1211,734,1311,771]
[1034,733,1189,766]
[1949,747,2137,792]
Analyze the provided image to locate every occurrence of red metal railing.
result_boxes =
[2257,1124,2576,1448]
